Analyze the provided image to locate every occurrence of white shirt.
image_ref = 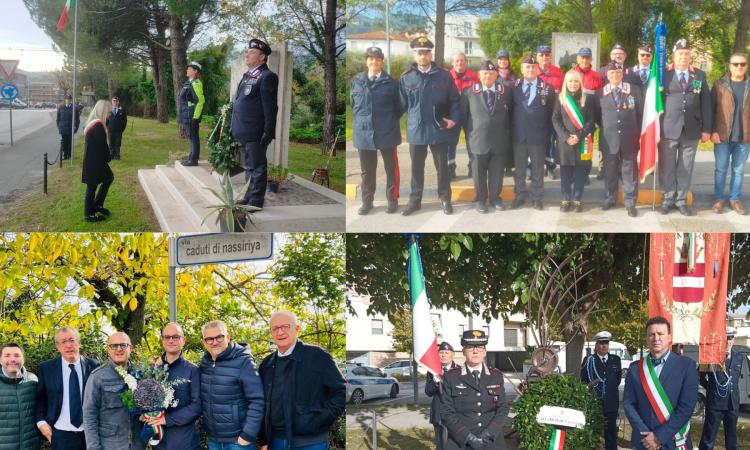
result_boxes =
[522,78,538,105]
[277,340,298,357]
[37,358,84,432]
[368,71,382,81]
[483,85,496,93]
[467,363,483,381]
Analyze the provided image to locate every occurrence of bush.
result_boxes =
[513,374,604,450]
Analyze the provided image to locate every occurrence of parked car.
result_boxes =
[345,363,399,404]
[382,359,428,377]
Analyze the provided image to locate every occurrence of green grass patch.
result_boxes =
[0,117,343,231]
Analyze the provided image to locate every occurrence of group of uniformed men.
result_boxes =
[351,36,750,217]
[426,320,743,450]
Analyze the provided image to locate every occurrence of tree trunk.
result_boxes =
[435,0,446,67]
[169,13,189,137]
[107,78,117,100]
[123,292,146,345]
[151,45,170,123]
[735,0,750,53]
[581,0,594,33]
[563,328,585,377]
[322,0,338,155]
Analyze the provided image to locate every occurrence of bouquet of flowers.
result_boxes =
[115,364,188,445]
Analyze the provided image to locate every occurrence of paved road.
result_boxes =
[0,114,79,205]
[0,108,56,145]
[346,142,750,231]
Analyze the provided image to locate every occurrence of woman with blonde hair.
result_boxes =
[81,99,114,222]
[552,69,597,212]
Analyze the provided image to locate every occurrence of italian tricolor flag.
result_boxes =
[548,428,565,450]
[408,235,442,380]
[56,0,76,32]
[639,37,664,182]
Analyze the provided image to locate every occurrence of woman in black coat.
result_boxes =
[552,70,597,212]
[81,100,114,222]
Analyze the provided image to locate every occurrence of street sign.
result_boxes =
[0,60,19,82]
[1,83,19,100]
[174,233,273,266]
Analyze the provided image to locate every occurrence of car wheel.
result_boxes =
[389,384,399,398]
[350,389,364,404]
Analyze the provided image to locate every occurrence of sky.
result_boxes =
[0,0,65,72]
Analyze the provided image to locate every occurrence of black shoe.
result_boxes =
[442,200,453,215]
[532,200,543,211]
[627,206,637,217]
[402,203,421,216]
[181,160,198,166]
[511,198,525,209]
[600,201,614,211]
[596,170,604,180]
[660,204,671,215]
[678,205,692,216]
[97,207,111,217]
[358,204,373,215]
[574,201,583,212]
[84,213,105,222]
[561,201,571,212]
[505,167,513,176]
[477,203,488,214]
[386,202,398,214]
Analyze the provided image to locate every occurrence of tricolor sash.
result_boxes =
[548,427,565,450]
[638,358,690,449]
[560,92,593,160]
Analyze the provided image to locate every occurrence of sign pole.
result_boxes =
[9,100,13,146]
[168,236,177,322]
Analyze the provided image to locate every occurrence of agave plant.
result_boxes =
[202,173,260,232]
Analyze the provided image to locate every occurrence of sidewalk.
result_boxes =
[346,141,750,232]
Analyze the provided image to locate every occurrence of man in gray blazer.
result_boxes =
[597,61,643,217]
[461,60,513,213]
[659,39,713,216]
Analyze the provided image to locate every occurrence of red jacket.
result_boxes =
[450,68,479,95]
[572,64,603,94]
[538,64,563,92]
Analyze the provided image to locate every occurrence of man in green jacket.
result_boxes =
[0,342,40,450]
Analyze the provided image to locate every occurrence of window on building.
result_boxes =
[465,41,473,55]
[464,22,472,35]
[504,328,519,347]
[372,319,383,335]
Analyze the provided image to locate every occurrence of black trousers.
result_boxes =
[433,424,447,450]
[603,410,618,450]
[408,143,451,205]
[559,165,588,202]
[51,429,86,450]
[187,120,200,162]
[472,151,504,204]
[241,141,268,207]
[84,174,114,216]
[358,147,399,206]
[699,407,739,450]
[109,131,123,158]
[513,143,545,201]
[60,133,72,160]
[603,150,639,207]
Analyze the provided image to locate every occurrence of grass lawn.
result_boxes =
[0,117,343,231]
[347,428,434,450]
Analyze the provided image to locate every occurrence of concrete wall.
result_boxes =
[230,41,292,168]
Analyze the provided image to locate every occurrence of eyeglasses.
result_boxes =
[203,334,225,344]
[56,338,78,346]
[108,343,130,350]
[271,324,292,334]
[731,62,748,67]
[162,334,183,341]
[639,53,652,57]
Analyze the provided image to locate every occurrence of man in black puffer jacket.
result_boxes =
[200,320,265,450]
[257,311,345,450]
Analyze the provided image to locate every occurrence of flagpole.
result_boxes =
[410,233,418,403]
[70,0,78,166]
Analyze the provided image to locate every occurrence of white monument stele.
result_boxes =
[230,41,292,169]
[535,406,586,429]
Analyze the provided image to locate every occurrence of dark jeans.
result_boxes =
[241,141,268,207]
[51,429,86,450]
[60,133,72,160]
[699,407,739,450]
[109,131,123,158]
[408,143,451,205]
[358,147,400,206]
[559,165,588,201]
[84,173,114,216]
[187,120,200,162]
[714,142,750,202]
[269,438,326,450]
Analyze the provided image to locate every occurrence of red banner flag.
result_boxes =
[649,233,730,366]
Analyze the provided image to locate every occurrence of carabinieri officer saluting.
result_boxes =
[440,330,508,450]
[231,38,279,209]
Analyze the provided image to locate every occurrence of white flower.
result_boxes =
[125,375,138,391]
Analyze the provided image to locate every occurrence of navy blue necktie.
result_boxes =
[69,364,83,427]
[679,73,688,91]
[613,87,621,107]
[640,68,648,83]
[484,90,495,113]
[523,82,531,100]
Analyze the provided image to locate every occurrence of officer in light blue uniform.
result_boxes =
[698,327,743,450]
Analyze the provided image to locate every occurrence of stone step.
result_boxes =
[137,169,203,232]
[154,165,216,231]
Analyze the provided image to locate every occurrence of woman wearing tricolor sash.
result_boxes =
[623,316,698,450]
[552,70,596,212]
